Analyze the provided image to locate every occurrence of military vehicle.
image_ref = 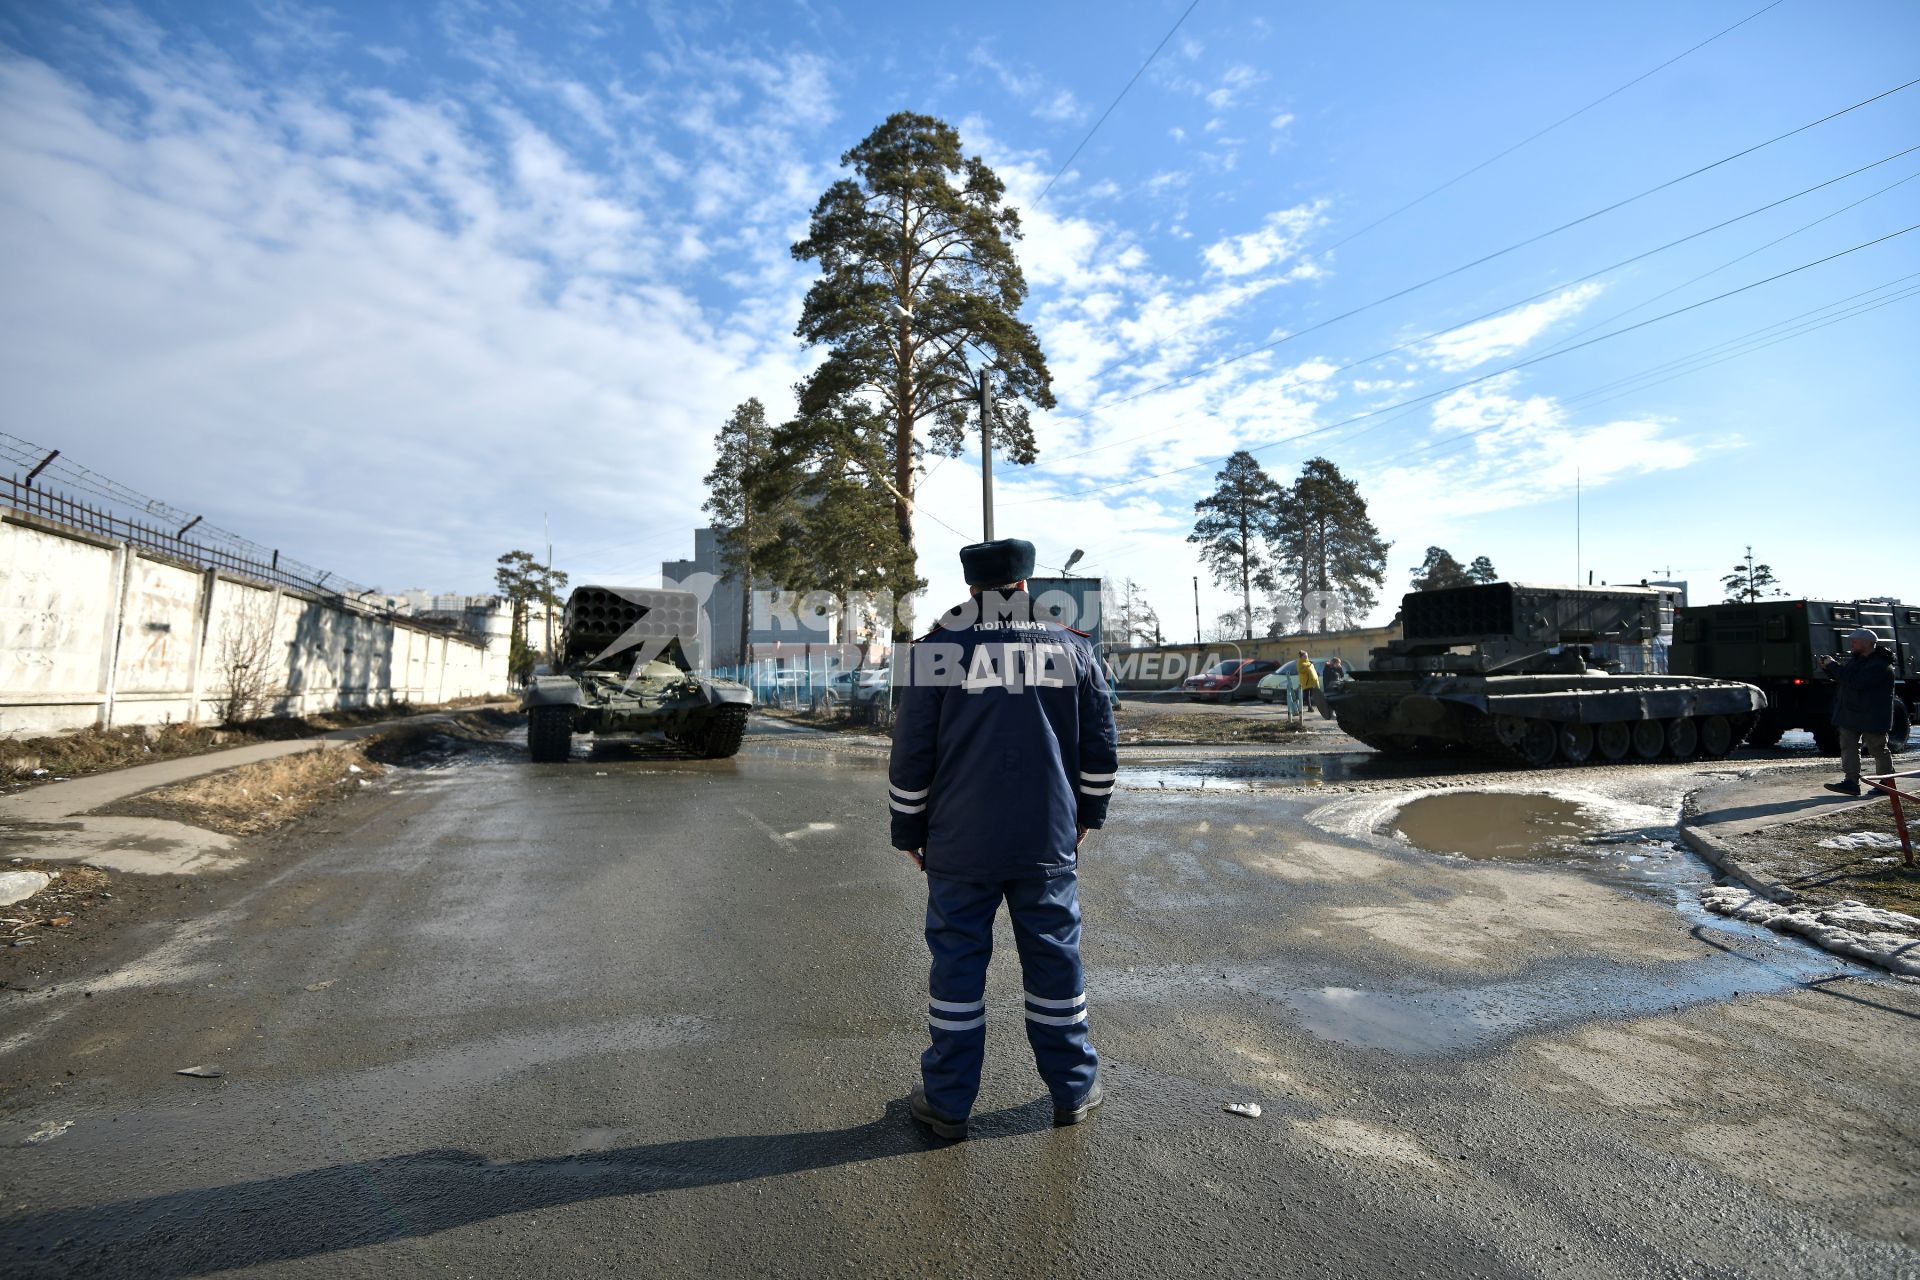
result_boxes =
[1328,582,1766,767]
[1670,597,1916,753]
[521,585,752,762]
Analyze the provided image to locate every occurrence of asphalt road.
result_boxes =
[2,722,1916,1277]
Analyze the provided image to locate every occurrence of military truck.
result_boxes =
[1327,582,1766,767]
[521,585,752,762]
[1670,598,1916,753]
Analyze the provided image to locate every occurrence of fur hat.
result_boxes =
[959,538,1036,587]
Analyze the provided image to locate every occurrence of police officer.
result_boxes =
[888,538,1119,1140]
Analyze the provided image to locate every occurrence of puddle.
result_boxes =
[1122,753,1377,791]
[1392,792,1600,860]
[1279,928,1856,1054]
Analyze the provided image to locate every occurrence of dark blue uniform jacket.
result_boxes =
[1829,646,1896,733]
[888,591,1120,882]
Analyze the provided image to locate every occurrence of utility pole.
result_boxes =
[544,512,555,661]
[1574,467,1582,590]
[1193,575,1201,646]
[978,367,995,541]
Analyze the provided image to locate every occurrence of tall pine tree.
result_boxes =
[703,398,781,669]
[791,113,1053,636]
[1277,457,1389,631]
[1189,451,1285,640]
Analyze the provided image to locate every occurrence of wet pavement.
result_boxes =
[1,724,1916,1277]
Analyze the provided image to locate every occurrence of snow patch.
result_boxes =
[0,870,50,907]
[1816,832,1904,851]
[1702,886,1920,977]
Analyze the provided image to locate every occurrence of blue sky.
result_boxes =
[1,1,1914,630]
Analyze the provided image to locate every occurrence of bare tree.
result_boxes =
[213,594,279,725]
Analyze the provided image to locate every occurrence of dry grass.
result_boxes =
[2,699,510,790]
[109,745,384,836]
[1721,802,1920,916]
[1116,702,1307,745]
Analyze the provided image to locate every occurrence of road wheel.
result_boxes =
[1558,722,1595,764]
[1699,715,1736,759]
[1596,721,1632,761]
[1630,718,1665,760]
[1666,717,1699,759]
[1516,719,1558,767]
[1811,725,1841,756]
[1892,700,1912,751]
[1745,716,1786,748]
[527,706,572,763]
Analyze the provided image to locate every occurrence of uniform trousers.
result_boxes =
[920,871,1099,1119]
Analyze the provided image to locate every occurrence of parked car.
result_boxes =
[813,668,889,713]
[1182,658,1281,702]
[1256,658,1329,703]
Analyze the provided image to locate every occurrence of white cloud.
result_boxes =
[0,18,831,593]
[1034,88,1085,124]
[1204,64,1261,110]
[1201,202,1327,277]
[1421,283,1604,371]
[1270,111,1294,130]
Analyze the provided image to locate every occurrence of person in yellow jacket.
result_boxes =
[1297,649,1331,719]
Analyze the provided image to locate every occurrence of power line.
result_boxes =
[1038,0,1202,203]
[1040,146,1920,469]
[1314,270,1920,453]
[1538,166,1920,359]
[1060,75,1919,423]
[1005,221,1920,503]
[1323,0,1792,252]
[1410,284,1920,460]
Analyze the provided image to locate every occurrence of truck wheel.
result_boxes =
[1744,717,1786,748]
[1699,715,1736,759]
[1893,700,1912,751]
[1596,721,1631,761]
[528,706,572,763]
[1665,717,1699,759]
[1811,725,1840,757]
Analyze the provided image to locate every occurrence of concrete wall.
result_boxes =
[0,510,511,738]
[1109,622,1403,691]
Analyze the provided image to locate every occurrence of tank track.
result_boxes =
[669,704,749,759]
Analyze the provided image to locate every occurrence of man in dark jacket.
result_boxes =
[1821,627,1896,797]
[888,537,1119,1140]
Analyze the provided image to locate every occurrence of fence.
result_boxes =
[2,472,364,600]
[2,487,509,738]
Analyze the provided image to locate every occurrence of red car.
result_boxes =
[1182,658,1281,702]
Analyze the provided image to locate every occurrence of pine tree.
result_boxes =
[752,399,922,646]
[791,112,1053,636]
[1276,457,1389,631]
[495,549,567,675]
[1189,451,1285,640]
[703,399,780,669]
[1721,546,1785,603]
[1467,555,1498,584]
[1409,546,1472,592]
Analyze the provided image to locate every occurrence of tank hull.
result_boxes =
[1329,672,1764,767]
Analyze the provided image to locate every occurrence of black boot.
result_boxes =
[1054,1077,1104,1126]
[909,1086,967,1141]
[1824,780,1862,797]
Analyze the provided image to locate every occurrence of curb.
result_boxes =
[1675,812,1800,905]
